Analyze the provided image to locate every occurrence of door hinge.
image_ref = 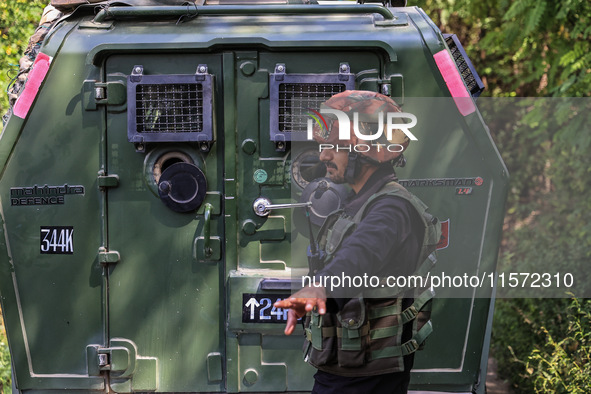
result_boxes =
[380,74,404,103]
[84,80,126,110]
[98,172,120,189]
[98,247,120,265]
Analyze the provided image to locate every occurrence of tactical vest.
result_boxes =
[304,181,441,377]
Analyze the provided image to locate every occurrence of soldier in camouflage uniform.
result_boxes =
[276,91,440,394]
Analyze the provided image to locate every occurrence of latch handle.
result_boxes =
[253,197,311,217]
[203,203,213,257]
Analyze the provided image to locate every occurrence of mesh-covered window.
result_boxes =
[127,71,213,144]
[136,84,203,133]
[269,69,355,142]
[278,83,346,134]
[447,46,477,93]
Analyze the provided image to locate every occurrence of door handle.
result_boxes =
[252,197,311,217]
[203,203,213,257]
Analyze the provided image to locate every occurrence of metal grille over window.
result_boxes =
[269,63,355,147]
[444,34,485,98]
[278,83,346,134]
[127,64,214,149]
[136,84,204,133]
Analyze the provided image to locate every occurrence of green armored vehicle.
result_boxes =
[1,0,508,392]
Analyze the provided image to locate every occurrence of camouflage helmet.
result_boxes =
[312,90,410,164]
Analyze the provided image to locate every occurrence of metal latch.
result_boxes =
[130,65,143,83]
[273,63,286,81]
[196,64,208,81]
[98,353,109,369]
[87,339,157,390]
[338,63,351,81]
[88,343,134,376]
[87,342,133,376]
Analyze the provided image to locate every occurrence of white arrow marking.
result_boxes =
[245,298,260,320]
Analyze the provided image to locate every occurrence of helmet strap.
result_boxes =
[393,153,406,168]
[344,152,361,184]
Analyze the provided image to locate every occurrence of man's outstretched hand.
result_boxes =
[274,286,327,336]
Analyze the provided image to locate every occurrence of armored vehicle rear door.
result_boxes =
[105,54,225,393]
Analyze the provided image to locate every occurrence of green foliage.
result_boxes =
[493,298,591,393]
[487,97,591,394]
[0,0,47,114]
[492,298,571,391]
[416,0,591,392]
[496,99,591,269]
[527,298,591,393]
[416,0,591,97]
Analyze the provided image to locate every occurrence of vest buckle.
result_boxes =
[402,339,419,355]
[401,305,418,323]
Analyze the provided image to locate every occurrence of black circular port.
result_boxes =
[161,157,184,173]
[157,162,207,213]
[152,151,193,184]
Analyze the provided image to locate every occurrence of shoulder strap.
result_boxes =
[352,181,413,223]
[354,181,441,253]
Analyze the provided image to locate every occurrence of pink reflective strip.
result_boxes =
[433,49,476,116]
[13,53,53,119]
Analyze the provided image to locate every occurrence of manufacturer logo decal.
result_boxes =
[10,184,85,206]
[399,177,484,188]
[456,187,473,195]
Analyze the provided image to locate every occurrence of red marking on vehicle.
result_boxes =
[436,219,450,250]
[13,53,53,119]
[433,50,476,116]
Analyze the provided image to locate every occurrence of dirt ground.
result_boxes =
[486,357,513,393]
